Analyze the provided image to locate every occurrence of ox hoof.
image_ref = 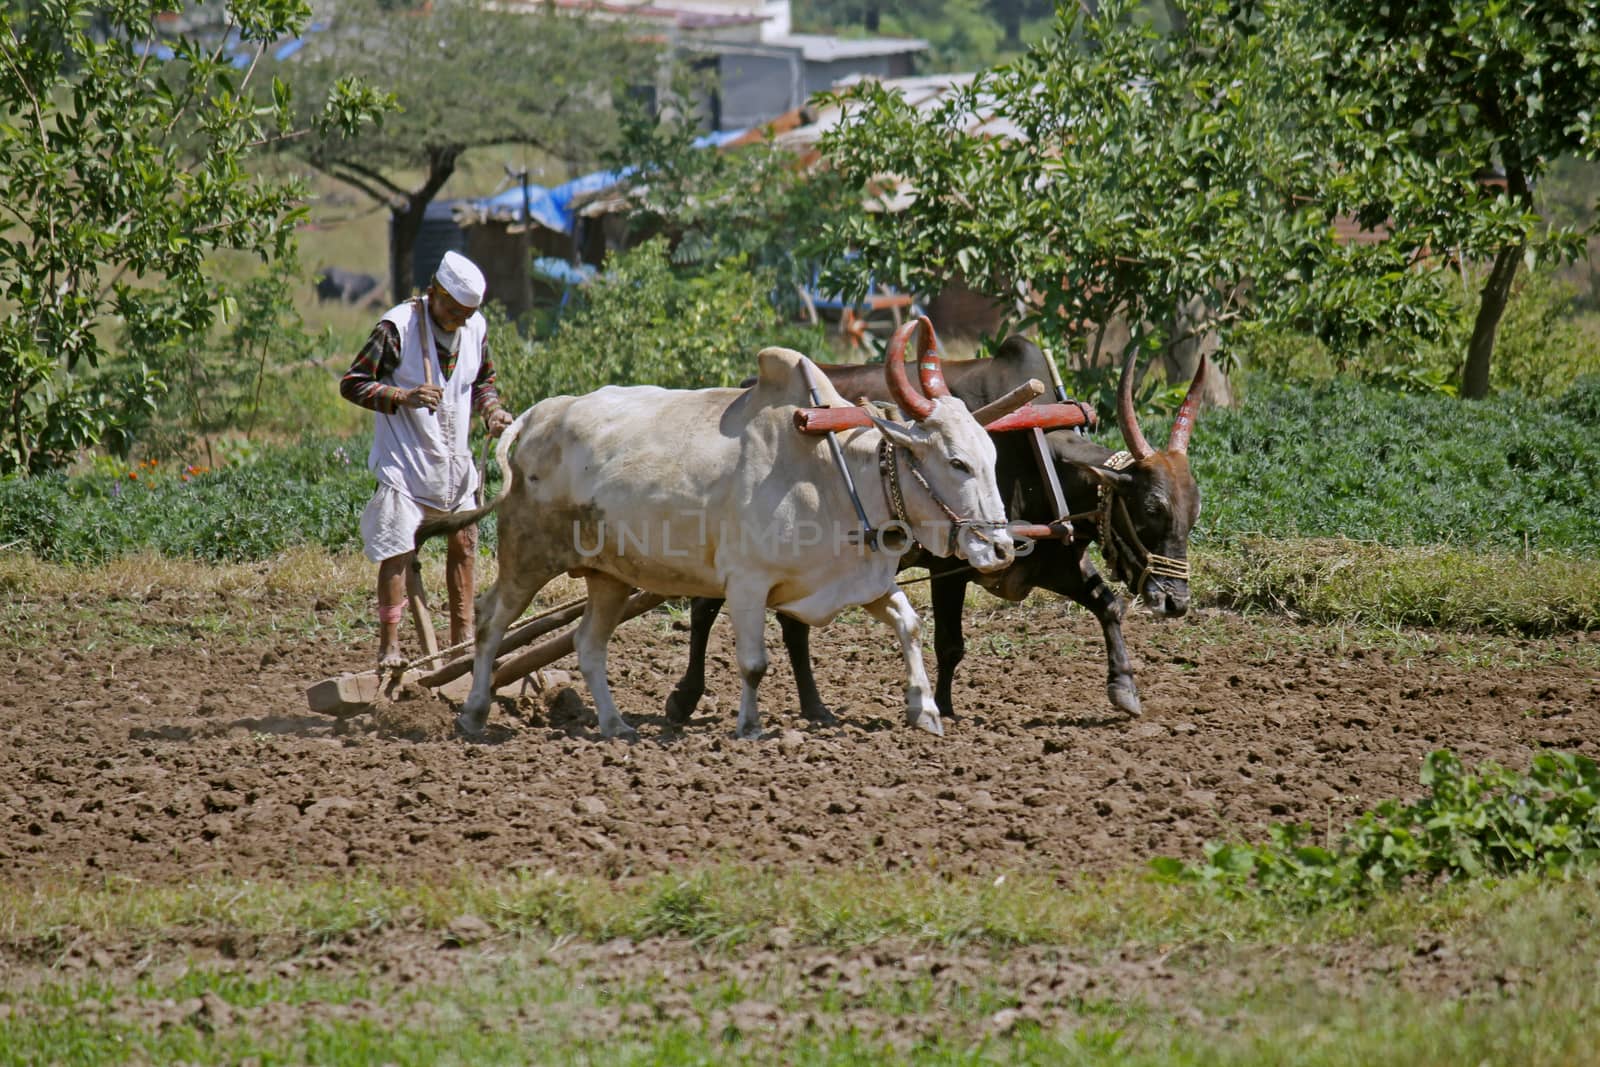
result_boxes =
[455,707,489,738]
[663,689,699,725]
[600,721,639,743]
[912,712,945,737]
[801,703,837,727]
[1108,682,1142,718]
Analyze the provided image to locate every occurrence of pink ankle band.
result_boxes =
[377,603,405,624]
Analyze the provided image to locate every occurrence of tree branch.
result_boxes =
[313,160,407,211]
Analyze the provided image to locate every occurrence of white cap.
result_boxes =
[435,250,486,306]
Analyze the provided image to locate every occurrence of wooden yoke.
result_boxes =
[794,399,1096,435]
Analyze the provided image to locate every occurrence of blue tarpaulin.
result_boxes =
[474,169,629,236]
[473,129,746,236]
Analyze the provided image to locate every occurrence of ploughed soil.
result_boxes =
[2,580,1598,1048]
[4,587,1597,886]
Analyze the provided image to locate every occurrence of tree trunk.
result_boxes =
[1460,165,1531,400]
[1161,0,1187,34]
[1160,294,1232,408]
[389,200,426,305]
[388,149,462,305]
[995,0,1023,48]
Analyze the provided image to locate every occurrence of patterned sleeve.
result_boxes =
[472,337,505,417]
[340,321,407,414]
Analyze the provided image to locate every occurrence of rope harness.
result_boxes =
[877,436,1011,557]
[1092,450,1190,596]
[886,448,1190,600]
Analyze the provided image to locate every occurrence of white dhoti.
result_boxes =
[359,482,476,563]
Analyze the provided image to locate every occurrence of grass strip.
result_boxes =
[2,866,1598,1065]
[1192,537,1600,634]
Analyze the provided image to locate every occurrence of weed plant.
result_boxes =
[1157,750,1600,910]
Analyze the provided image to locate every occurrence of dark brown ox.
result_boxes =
[667,338,1205,723]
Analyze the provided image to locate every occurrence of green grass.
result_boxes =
[4,865,1600,1064]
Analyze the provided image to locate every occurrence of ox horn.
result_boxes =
[914,315,952,402]
[1116,347,1156,461]
[1167,353,1208,455]
[885,318,936,421]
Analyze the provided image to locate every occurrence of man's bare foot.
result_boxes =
[378,649,405,672]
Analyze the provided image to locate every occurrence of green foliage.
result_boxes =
[0,438,372,564]
[494,240,826,407]
[816,0,1464,375]
[1192,374,1600,553]
[608,104,852,321]
[0,0,389,474]
[1320,0,1600,396]
[1155,751,1600,909]
[1244,268,1600,399]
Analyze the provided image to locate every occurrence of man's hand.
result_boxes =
[400,384,442,411]
[485,408,514,438]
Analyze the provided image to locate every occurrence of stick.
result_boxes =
[418,598,588,688]
[490,592,667,688]
[969,378,1045,424]
[406,558,439,658]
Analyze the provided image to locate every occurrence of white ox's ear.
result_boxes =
[868,413,933,450]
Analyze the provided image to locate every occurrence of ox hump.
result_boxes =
[754,347,847,409]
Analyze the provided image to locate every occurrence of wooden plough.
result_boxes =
[306,588,667,716]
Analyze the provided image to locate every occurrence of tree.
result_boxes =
[0,0,387,474]
[814,0,1461,406]
[283,0,653,304]
[603,102,852,320]
[1320,0,1600,398]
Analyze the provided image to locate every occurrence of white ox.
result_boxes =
[419,317,1017,741]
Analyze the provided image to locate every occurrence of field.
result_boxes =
[3,555,1599,1062]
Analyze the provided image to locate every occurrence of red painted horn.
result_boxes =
[885,318,935,421]
[914,315,951,401]
[1116,347,1156,461]
[1167,354,1208,455]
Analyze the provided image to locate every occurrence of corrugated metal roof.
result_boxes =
[768,33,928,62]
[772,73,1029,148]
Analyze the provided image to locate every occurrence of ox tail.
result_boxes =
[413,411,529,550]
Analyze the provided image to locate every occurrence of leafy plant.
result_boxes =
[1154,750,1600,909]
[495,239,826,407]
[0,0,389,474]
[1192,373,1600,554]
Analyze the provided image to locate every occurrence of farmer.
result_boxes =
[340,251,515,669]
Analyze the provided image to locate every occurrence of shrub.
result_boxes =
[0,438,374,564]
[1154,750,1600,910]
[494,239,826,409]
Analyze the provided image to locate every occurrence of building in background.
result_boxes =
[527,0,927,131]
